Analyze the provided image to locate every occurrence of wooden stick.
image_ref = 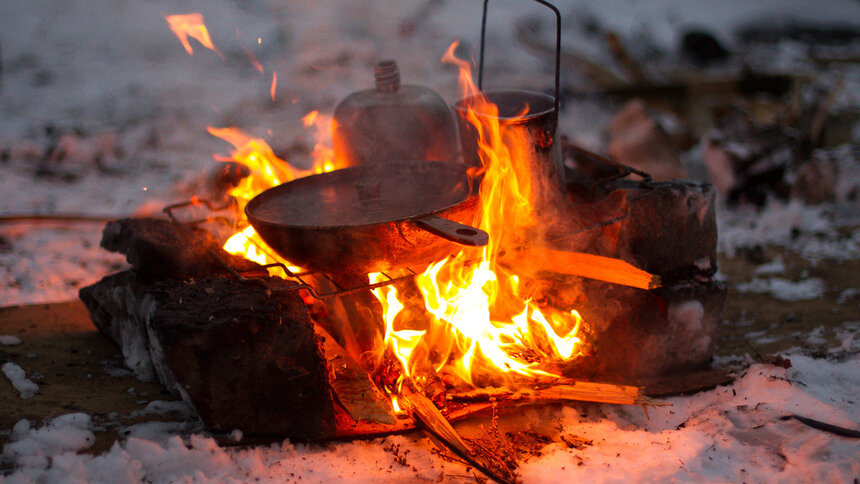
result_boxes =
[401,383,471,456]
[451,378,664,407]
[506,247,661,290]
[314,325,396,425]
[400,382,516,484]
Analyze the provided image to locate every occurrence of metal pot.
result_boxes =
[245,161,488,274]
[454,0,565,213]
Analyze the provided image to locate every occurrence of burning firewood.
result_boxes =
[506,246,661,290]
[400,381,518,484]
[315,324,396,425]
[448,378,653,408]
[100,217,264,279]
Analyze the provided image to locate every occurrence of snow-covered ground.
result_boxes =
[1,352,858,483]
[1,0,859,482]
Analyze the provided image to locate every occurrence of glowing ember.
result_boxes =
[270,72,278,102]
[236,29,264,72]
[165,13,221,57]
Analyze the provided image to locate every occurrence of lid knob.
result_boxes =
[374,60,400,93]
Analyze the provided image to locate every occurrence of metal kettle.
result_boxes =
[332,60,459,166]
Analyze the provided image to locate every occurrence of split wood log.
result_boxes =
[315,324,395,425]
[80,271,337,439]
[84,217,403,439]
[400,382,516,484]
[505,247,660,290]
[446,379,654,417]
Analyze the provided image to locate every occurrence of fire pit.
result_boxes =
[77,2,725,481]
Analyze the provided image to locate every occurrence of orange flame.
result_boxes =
[236,29,264,72]
[209,123,341,270]
[165,13,221,57]
[370,273,425,379]
[373,41,584,386]
[270,72,278,102]
[302,110,338,172]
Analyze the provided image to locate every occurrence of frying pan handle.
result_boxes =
[414,215,489,247]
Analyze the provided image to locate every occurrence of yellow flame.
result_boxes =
[165,13,221,57]
[370,273,426,378]
[372,41,584,386]
[210,122,340,269]
[302,110,338,172]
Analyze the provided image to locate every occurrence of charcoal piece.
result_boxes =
[100,218,264,279]
[80,272,337,439]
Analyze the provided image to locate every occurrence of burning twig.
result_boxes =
[399,381,517,484]
[506,246,661,290]
[449,379,661,408]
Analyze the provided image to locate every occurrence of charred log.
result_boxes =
[100,217,264,280]
[80,272,337,439]
[534,178,725,381]
[82,217,338,438]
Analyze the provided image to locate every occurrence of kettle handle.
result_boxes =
[477,0,561,115]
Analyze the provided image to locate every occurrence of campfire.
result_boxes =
[78,3,725,482]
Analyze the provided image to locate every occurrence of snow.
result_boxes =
[717,199,860,261]
[2,0,859,481]
[0,335,22,346]
[837,288,860,304]
[735,277,826,302]
[754,256,786,276]
[1,362,39,399]
[1,353,858,483]
[667,300,711,355]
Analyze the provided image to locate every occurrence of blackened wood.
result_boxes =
[79,271,158,381]
[552,279,725,382]
[100,218,264,279]
[786,415,860,439]
[80,272,337,439]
